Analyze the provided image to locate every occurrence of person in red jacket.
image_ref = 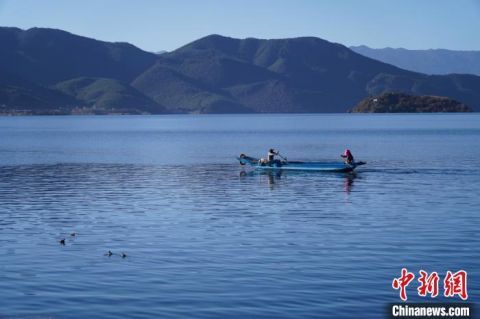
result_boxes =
[341,149,354,164]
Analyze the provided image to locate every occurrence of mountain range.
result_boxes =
[1,27,479,114]
[350,45,480,76]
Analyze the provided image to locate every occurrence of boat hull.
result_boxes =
[238,155,365,172]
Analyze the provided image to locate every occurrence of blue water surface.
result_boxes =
[0,114,479,318]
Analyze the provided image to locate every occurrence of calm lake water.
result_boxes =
[0,114,479,318]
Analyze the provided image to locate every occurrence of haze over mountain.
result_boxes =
[1,27,479,114]
[351,45,480,76]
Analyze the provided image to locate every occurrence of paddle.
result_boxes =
[277,153,288,163]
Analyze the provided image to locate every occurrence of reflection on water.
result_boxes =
[343,173,355,194]
[240,169,358,194]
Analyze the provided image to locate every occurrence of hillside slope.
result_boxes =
[0,27,158,85]
[133,35,480,112]
[55,77,165,114]
[0,68,78,114]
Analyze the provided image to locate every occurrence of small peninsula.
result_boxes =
[349,92,473,113]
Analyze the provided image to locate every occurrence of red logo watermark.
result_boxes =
[392,269,468,301]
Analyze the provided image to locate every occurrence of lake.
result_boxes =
[0,114,479,318]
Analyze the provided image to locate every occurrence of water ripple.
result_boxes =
[0,163,479,318]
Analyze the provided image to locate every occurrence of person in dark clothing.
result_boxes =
[268,148,279,162]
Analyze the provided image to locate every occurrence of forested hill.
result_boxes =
[1,27,479,114]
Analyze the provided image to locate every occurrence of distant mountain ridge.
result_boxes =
[350,45,480,76]
[1,27,480,114]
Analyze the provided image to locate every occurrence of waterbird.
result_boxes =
[70,232,78,237]
[59,239,66,245]
[104,250,113,257]
[121,252,127,258]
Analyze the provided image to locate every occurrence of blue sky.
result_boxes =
[0,0,479,52]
